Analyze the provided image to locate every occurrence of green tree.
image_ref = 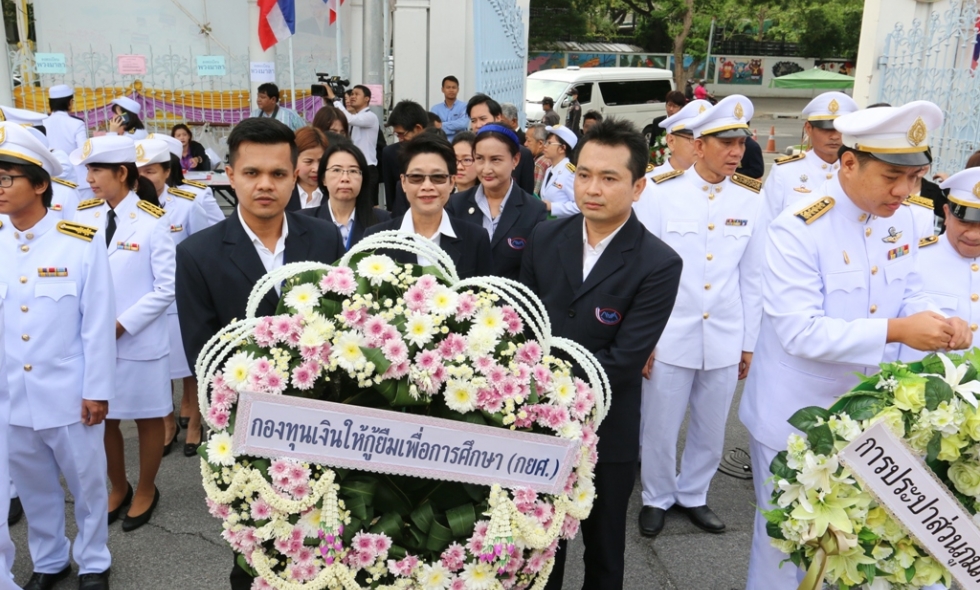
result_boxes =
[528,0,591,47]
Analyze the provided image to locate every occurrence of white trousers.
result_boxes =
[746,436,802,590]
[640,360,738,509]
[0,412,16,589]
[9,422,110,575]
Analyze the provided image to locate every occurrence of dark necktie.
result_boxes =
[105,209,117,248]
[544,169,553,187]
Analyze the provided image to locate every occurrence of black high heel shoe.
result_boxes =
[107,484,133,525]
[121,487,159,532]
[184,426,204,457]
[162,421,181,457]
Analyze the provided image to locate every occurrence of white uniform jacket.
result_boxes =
[74,192,175,361]
[740,176,940,450]
[633,169,764,370]
[180,181,224,225]
[903,195,938,241]
[50,178,81,220]
[43,111,87,156]
[0,213,116,429]
[540,157,578,217]
[761,150,840,223]
[159,187,208,313]
[645,159,675,182]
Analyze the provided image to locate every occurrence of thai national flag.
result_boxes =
[258,0,296,51]
[327,0,345,25]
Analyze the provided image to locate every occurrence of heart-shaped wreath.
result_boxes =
[196,232,610,590]
[765,351,980,589]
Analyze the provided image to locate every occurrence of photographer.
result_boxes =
[250,82,306,131]
[323,82,381,207]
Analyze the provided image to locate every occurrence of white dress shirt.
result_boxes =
[399,211,456,266]
[582,218,627,281]
[237,209,288,292]
[298,185,324,209]
[474,181,513,238]
[334,101,380,166]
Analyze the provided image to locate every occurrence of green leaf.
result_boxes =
[857,527,878,544]
[963,348,980,372]
[833,395,889,421]
[462,484,488,503]
[926,432,942,464]
[920,354,945,375]
[316,298,343,318]
[788,407,830,433]
[963,363,978,385]
[236,554,257,577]
[807,424,835,456]
[410,502,435,534]
[527,380,540,404]
[768,452,797,481]
[424,518,453,553]
[370,511,405,541]
[361,346,393,377]
[766,519,785,540]
[387,544,407,561]
[761,507,788,525]
[392,380,426,406]
[905,565,915,583]
[446,504,476,538]
[925,376,954,411]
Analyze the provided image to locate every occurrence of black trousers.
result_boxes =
[230,556,252,590]
[366,164,380,208]
[542,461,636,590]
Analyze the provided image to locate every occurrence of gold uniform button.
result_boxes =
[706,254,713,261]
[704,284,711,290]
[973,294,979,302]
[708,194,715,200]
[865,227,872,237]
[21,334,28,341]
[19,276,27,284]
[870,304,878,314]
[708,223,715,230]
[23,364,31,372]
[20,305,27,312]
[20,245,28,252]
[703,312,710,319]
[871,266,879,275]
[973,324,978,332]
[973,264,979,272]
[25,232,33,240]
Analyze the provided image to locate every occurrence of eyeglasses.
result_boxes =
[325,167,363,178]
[544,142,564,147]
[0,174,28,188]
[456,157,474,166]
[404,173,451,185]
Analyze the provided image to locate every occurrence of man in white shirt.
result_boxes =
[326,84,381,206]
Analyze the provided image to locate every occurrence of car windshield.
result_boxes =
[525,79,570,104]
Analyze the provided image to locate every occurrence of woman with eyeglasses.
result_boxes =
[451,131,478,192]
[299,141,390,250]
[539,125,580,217]
[364,133,492,279]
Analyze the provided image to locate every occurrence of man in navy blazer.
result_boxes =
[523,119,682,590]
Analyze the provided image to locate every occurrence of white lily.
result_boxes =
[929,353,980,408]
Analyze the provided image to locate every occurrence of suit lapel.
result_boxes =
[283,212,311,266]
[442,218,464,268]
[491,190,523,248]
[226,214,279,311]
[558,220,583,292]
[572,215,640,303]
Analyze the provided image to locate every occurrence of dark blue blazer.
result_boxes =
[298,203,391,250]
[444,185,547,281]
[363,214,493,280]
[520,213,682,463]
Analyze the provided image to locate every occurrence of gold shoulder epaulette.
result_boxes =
[732,173,762,193]
[565,162,576,173]
[645,163,655,174]
[795,197,835,224]
[904,194,934,209]
[183,180,207,189]
[653,169,683,184]
[775,153,805,165]
[137,200,166,218]
[52,177,78,189]
[56,220,97,242]
[76,198,104,210]
[919,235,939,248]
[168,187,196,200]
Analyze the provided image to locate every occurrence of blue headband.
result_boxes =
[477,124,520,147]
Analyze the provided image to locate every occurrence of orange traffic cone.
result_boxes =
[764,125,777,153]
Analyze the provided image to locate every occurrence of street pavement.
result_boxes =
[7,99,814,589]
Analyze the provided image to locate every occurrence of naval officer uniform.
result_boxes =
[644,99,711,183]
[0,122,115,587]
[0,303,17,590]
[148,133,225,225]
[540,125,578,218]
[739,101,958,589]
[634,95,765,536]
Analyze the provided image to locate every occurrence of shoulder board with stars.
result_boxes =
[56,220,97,242]
[52,177,78,189]
[76,198,105,210]
[731,173,762,193]
[904,194,934,209]
[168,187,196,200]
[182,180,207,190]
[137,200,166,218]
[775,153,805,165]
[565,162,576,173]
[645,163,656,174]
[919,235,939,248]
[795,197,835,224]
[653,169,683,184]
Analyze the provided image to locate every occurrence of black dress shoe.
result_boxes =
[638,506,666,537]
[162,421,181,457]
[121,488,159,532]
[22,564,71,590]
[77,569,110,590]
[680,504,726,533]
[178,416,189,429]
[184,426,204,457]
[107,484,133,525]
[8,497,23,526]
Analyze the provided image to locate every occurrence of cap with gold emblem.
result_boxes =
[147,133,183,158]
[687,94,754,139]
[0,122,62,175]
[834,100,943,167]
[658,99,712,136]
[0,105,47,126]
[940,168,980,223]
[69,135,136,166]
[801,92,859,130]
[544,124,578,150]
[134,139,173,168]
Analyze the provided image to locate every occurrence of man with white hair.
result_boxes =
[500,102,526,145]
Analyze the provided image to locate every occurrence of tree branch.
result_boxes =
[618,0,656,17]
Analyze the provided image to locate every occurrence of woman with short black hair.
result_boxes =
[107,97,147,139]
[171,124,211,171]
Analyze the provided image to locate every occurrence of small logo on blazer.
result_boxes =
[507,237,526,250]
[595,308,622,325]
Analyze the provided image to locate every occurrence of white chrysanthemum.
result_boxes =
[223,352,256,389]
[298,326,326,349]
[304,313,335,339]
[417,563,452,590]
[207,432,235,466]
[357,255,397,286]
[465,328,498,357]
[404,312,435,347]
[283,283,321,313]
[332,331,366,371]
[430,287,458,316]
[444,379,477,414]
[297,507,322,538]
[473,307,506,337]
[572,479,595,508]
[551,376,576,406]
[558,421,583,440]
[460,562,495,590]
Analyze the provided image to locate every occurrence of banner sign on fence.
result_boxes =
[35,53,66,75]
[365,83,383,106]
[233,391,581,495]
[117,55,147,76]
[249,62,275,83]
[839,421,980,589]
[196,56,226,77]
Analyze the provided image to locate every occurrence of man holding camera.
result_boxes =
[250,83,307,131]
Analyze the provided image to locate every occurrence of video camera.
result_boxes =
[311,72,350,99]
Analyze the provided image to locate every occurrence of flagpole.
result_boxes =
[336,3,343,78]
[288,37,297,113]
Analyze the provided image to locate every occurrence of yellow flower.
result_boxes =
[864,506,887,532]
[870,407,905,438]
[910,556,946,586]
[949,459,980,497]
[938,432,968,462]
[893,376,926,412]
[826,544,876,586]
[791,489,856,536]
[963,406,980,440]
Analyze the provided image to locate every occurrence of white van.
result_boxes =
[525,66,675,138]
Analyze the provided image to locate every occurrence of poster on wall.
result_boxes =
[716,57,764,85]
[117,54,147,76]
[196,56,226,77]
[619,54,667,69]
[527,52,566,75]
[35,53,67,74]
[567,53,616,68]
[250,62,276,83]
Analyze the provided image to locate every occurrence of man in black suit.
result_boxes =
[523,119,682,590]
[382,100,429,217]
[174,118,344,590]
[466,94,535,195]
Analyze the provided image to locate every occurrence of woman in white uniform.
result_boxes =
[107,97,148,141]
[70,136,175,532]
